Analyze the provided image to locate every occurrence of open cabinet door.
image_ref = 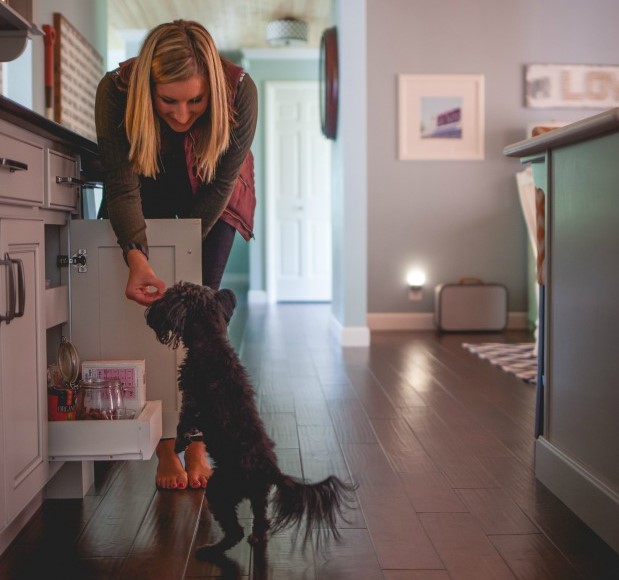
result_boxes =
[48,218,202,461]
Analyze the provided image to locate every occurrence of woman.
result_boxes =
[95,20,258,490]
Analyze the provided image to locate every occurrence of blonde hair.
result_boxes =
[125,20,231,181]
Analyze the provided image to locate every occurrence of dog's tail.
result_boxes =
[270,474,357,549]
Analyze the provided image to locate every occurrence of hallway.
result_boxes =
[0,300,617,579]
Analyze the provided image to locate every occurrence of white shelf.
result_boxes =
[48,400,162,461]
[45,285,68,329]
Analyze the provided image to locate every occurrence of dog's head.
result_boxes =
[145,282,236,349]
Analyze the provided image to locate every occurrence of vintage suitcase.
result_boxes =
[434,278,507,332]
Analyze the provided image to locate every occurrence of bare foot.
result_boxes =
[156,439,188,490]
[184,441,213,489]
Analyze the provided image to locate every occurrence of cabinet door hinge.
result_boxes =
[57,249,87,272]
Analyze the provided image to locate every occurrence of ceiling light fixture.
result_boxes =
[266,17,308,46]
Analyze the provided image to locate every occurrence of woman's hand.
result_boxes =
[125,249,166,305]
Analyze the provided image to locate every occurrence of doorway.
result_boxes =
[265,81,332,302]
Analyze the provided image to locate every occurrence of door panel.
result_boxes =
[266,82,332,302]
[0,218,46,524]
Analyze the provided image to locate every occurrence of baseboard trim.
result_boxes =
[507,311,530,330]
[367,311,530,331]
[0,491,44,555]
[330,315,371,347]
[535,437,619,553]
[368,312,434,331]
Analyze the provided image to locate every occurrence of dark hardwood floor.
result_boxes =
[1,299,618,579]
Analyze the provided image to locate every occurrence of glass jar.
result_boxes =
[76,379,124,420]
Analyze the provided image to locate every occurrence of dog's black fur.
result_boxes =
[145,282,356,557]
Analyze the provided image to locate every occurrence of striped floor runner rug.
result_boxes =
[462,342,537,383]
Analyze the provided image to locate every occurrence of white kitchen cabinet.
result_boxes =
[46,149,81,211]
[0,120,44,206]
[47,218,202,462]
[0,216,47,528]
[0,92,207,554]
[504,109,619,553]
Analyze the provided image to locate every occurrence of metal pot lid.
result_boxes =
[57,336,80,385]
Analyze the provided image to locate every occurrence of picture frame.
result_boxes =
[525,64,619,109]
[398,74,485,160]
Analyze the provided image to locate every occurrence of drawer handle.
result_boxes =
[0,253,17,324]
[0,158,28,173]
[56,176,86,187]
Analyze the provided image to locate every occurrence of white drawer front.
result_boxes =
[47,150,80,210]
[0,131,44,205]
[47,400,162,461]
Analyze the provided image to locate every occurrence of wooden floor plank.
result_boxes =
[119,488,204,579]
[455,488,539,535]
[490,533,583,580]
[419,512,516,579]
[313,528,385,580]
[327,399,378,444]
[382,571,451,580]
[343,443,443,570]
[75,458,158,558]
[250,529,316,580]
[345,367,402,418]
[370,418,466,513]
[401,406,501,489]
[262,411,300,449]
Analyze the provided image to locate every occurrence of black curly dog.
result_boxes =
[145,282,356,558]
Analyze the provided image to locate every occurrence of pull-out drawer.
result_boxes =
[47,150,80,211]
[0,128,44,206]
[47,400,162,461]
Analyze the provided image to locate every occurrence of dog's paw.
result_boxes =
[247,532,268,546]
[195,527,245,559]
[195,543,225,561]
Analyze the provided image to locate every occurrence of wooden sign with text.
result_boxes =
[525,64,619,109]
[53,12,103,141]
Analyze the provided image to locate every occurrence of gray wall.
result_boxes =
[366,0,619,316]
[332,0,368,331]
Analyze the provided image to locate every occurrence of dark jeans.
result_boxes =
[202,220,236,290]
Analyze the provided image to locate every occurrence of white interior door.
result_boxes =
[266,81,332,302]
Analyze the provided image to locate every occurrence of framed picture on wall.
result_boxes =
[398,74,485,160]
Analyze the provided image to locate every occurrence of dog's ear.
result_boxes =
[215,289,237,323]
[145,283,189,348]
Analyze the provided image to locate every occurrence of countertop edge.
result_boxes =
[503,107,619,158]
[0,95,99,159]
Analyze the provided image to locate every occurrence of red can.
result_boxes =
[47,386,76,421]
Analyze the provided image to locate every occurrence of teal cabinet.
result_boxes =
[505,110,619,554]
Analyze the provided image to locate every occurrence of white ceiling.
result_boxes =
[107,0,332,51]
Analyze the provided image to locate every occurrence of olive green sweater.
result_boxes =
[94,65,258,256]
